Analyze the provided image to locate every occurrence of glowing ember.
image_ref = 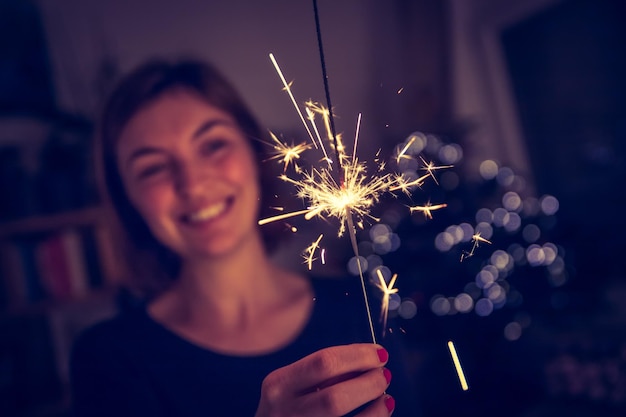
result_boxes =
[303,234,324,270]
[461,232,492,262]
[409,202,448,220]
[265,131,310,172]
[448,341,469,391]
[375,270,399,336]
[259,53,452,342]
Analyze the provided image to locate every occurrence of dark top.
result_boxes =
[70,276,419,417]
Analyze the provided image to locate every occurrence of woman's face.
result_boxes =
[116,88,261,260]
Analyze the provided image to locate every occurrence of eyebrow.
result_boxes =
[125,118,236,168]
[191,118,235,141]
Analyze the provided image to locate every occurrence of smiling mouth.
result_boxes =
[184,199,232,224]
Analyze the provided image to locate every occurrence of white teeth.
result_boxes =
[188,202,227,222]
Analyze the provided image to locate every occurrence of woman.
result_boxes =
[71,58,415,416]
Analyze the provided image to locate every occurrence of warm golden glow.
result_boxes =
[260,53,454,342]
[265,131,311,172]
[409,202,448,220]
[259,54,451,234]
[375,270,399,336]
[448,341,469,391]
[420,156,453,185]
[395,135,416,164]
[303,234,324,270]
[461,232,493,262]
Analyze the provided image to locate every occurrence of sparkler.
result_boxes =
[259,53,454,342]
[259,54,448,341]
[260,0,486,394]
[259,54,451,343]
[259,1,456,343]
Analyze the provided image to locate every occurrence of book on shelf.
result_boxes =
[0,242,28,307]
[36,234,72,300]
[62,229,90,298]
[80,227,104,289]
[0,226,107,309]
[18,238,47,304]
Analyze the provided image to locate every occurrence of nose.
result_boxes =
[174,161,210,199]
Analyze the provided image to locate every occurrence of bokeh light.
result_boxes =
[398,298,417,319]
[431,295,450,316]
[540,194,560,215]
[504,322,522,341]
[454,293,474,313]
[438,143,463,165]
[479,159,499,180]
[502,191,522,212]
[347,256,368,275]
[475,298,494,316]
[522,224,541,243]
[496,166,515,187]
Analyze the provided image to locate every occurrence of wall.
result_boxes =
[36,0,449,157]
[446,0,564,183]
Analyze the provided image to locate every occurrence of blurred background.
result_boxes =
[0,0,624,416]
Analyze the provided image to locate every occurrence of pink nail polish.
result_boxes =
[377,348,389,363]
[384,395,395,413]
[383,368,392,384]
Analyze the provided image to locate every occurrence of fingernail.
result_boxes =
[383,368,392,384]
[384,395,395,413]
[377,348,388,363]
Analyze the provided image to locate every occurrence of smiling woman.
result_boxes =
[96,60,278,294]
[70,58,417,417]
[117,90,261,262]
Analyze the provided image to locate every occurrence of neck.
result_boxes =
[171,232,286,328]
[148,232,313,354]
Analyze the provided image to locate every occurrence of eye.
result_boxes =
[137,162,169,179]
[200,138,230,157]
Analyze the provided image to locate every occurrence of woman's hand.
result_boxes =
[255,343,394,417]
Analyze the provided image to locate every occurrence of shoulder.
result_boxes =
[71,306,151,365]
[70,307,169,416]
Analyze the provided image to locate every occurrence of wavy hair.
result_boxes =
[97,58,281,298]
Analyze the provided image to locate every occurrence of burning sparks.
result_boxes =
[279,162,395,236]
[460,232,492,262]
[303,234,324,270]
[447,341,469,391]
[409,202,448,220]
[420,156,453,185]
[259,53,455,340]
[395,135,416,164]
[265,131,310,172]
[260,54,432,238]
[375,270,399,336]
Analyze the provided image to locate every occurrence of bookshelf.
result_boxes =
[0,205,122,314]
[0,205,122,417]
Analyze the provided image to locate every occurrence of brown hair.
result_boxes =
[97,58,280,298]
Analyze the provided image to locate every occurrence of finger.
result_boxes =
[284,344,388,394]
[295,367,391,416]
[355,395,396,417]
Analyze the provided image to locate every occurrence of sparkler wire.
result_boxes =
[312,0,341,169]
[312,0,377,344]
